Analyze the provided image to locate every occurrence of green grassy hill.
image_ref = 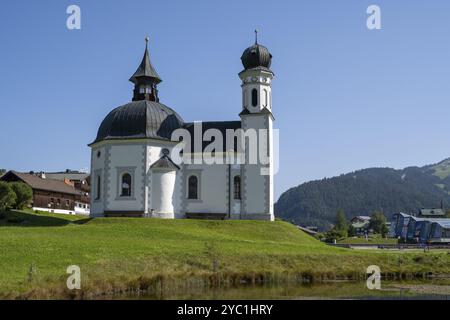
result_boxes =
[0,210,449,299]
[338,236,398,245]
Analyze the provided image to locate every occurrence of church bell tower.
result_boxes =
[239,30,275,221]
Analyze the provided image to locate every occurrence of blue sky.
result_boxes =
[1,1,450,199]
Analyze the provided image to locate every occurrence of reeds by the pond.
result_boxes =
[6,269,448,300]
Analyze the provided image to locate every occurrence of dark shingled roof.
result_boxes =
[182,121,241,138]
[239,107,274,119]
[129,45,162,84]
[1,171,81,195]
[92,100,184,144]
[150,155,180,171]
[182,121,242,152]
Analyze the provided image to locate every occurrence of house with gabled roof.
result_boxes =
[0,171,90,215]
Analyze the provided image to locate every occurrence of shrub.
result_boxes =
[347,224,356,237]
[11,182,32,210]
[0,182,17,211]
[324,228,343,243]
[7,216,25,224]
[314,232,326,241]
[204,241,221,272]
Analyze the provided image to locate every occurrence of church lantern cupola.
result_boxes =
[129,37,162,102]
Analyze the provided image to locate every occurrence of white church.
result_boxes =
[89,33,275,221]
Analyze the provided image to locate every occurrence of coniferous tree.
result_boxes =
[335,209,348,238]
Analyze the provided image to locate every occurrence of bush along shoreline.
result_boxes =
[6,269,450,300]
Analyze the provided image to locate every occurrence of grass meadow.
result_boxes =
[0,210,449,298]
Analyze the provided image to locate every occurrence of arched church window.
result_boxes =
[243,89,248,107]
[233,176,241,200]
[263,89,268,107]
[95,175,101,200]
[188,175,198,199]
[121,173,132,197]
[251,89,258,107]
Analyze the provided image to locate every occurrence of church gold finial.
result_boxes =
[254,29,258,44]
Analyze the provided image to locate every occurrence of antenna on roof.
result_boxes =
[254,29,259,44]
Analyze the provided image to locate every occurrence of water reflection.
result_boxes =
[115,280,450,300]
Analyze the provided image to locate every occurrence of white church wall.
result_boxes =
[241,114,274,221]
[107,144,146,212]
[184,164,228,214]
[241,72,273,113]
[90,145,106,216]
[146,145,160,214]
[268,116,274,217]
[243,165,266,213]
[173,170,183,218]
[148,145,164,164]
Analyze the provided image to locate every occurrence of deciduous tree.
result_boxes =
[369,211,388,237]
[0,182,17,211]
[11,182,32,210]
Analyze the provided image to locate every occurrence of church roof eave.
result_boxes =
[150,155,180,171]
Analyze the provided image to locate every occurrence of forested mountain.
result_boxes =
[275,158,450,230]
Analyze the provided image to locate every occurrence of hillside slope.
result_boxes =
[275,158,450,230]
[1,210,449,298]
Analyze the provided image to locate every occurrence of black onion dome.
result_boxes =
[93,100,184,143]
[241,43,272,70]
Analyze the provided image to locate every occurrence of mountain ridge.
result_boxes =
[274,158,450,230]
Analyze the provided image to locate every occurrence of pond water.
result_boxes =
[116,280,450,300]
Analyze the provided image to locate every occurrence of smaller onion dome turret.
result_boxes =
[241,30,272,70]
[90,37,184,145]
